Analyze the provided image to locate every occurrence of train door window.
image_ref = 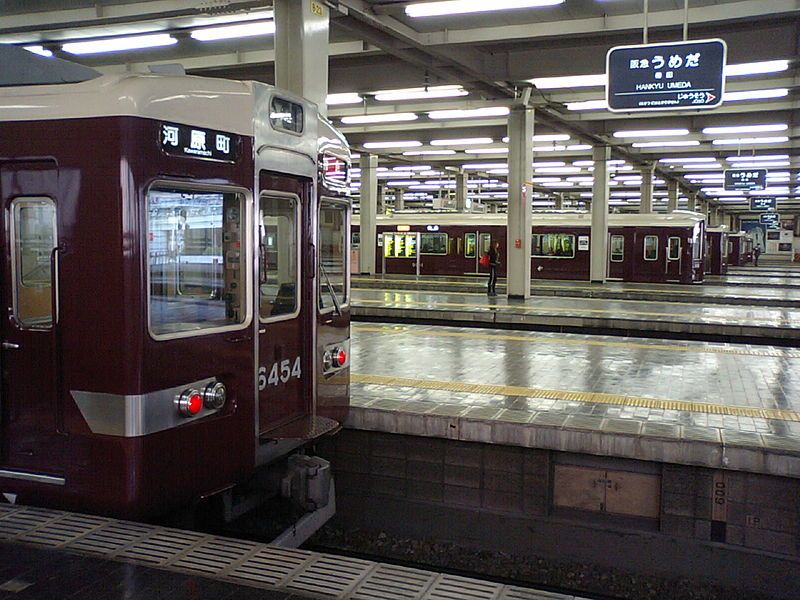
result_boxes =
[259,194,299,321]
[668,237,681,260]
[351,231,361,248]
[610,235,624,262]
[319,199,348,312]
[464,233,477,258]
[644,235,658,261]
[147,185,248,338]
[420,233,448,255]
[11,198,56,327]
[532,233,575,258]
[480,233,492,255]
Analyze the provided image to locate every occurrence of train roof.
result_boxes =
[352,211,705,228]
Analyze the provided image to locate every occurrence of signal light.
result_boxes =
[177,389,203,417]
[335,349,347,368]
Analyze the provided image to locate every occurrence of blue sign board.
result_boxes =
[750,197,776,211]
[725,169,767,191]
[606,39,726,112]
[760,213,780,228]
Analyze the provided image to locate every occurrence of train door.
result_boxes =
[478,232,492,273]
[666,235,682,281]
[257,183,309,436]
[0,162,65,478]
[608,233,625,280]
[634,231,662,282]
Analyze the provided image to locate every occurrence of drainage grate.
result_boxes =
[423,573,503,600]
[229,546,314,586]
[18,512,108,547]
[69,520,153,556]
[351,563,438,600]
[286,554,375,598]
[0,507,62,540]
[118,528,206,566]
[172,536,261,576]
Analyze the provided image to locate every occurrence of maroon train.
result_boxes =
[0,70,350,520]
[353,211,706,284]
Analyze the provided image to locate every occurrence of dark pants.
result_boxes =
[488,265,497,294]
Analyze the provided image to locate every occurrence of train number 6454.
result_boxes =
[259,357,302,390]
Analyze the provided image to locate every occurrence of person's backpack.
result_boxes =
[479,254,490,267]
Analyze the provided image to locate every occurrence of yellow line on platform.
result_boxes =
[352,324,800,359]
[351,373,800,422]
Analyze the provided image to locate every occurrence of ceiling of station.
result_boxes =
[1,0,798,214]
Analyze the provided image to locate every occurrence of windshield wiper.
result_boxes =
[320,262,342,316]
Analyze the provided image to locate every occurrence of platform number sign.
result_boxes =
[760,213,780,229]
[750,197,776,211]
[310,1,324,16]
[606,39,726,112]
[724,169,767,191]
[160,122,239,162]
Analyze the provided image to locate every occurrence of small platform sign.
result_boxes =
[760,213,780,228]
[724,169,767,191]
[606,39,726,112]
[750,197,776,211]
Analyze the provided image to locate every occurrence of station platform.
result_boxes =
[347,323,800,478]
[0,504,587,600]
[350,288,800,344]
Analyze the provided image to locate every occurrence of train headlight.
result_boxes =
[176,389,203,417]
[203,382,227,410]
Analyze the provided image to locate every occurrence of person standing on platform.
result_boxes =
[488,241,500,296]
[754,244,761,266]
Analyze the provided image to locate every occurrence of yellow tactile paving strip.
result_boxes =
[351,373,800,423]
[353,325,800,359]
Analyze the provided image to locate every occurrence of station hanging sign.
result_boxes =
[724,169,767,191]
[160,122,239,162]
[750,197,776,211]
[760,213,781,228]
[606,39,726,112]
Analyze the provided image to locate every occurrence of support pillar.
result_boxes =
[358,154,378,275]
[456,171,468,212]
[640,163,655,213]
[554,193,564,210]
[377,185,386,215]
[591,146,610,283]
[395,188,405,211]
[488,203,498,214]
[274,0,329,116]
[667,180,679,212]
[688,191,698,212]
[506,106,534,299]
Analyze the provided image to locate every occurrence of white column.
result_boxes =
[667,180,679,212]
[591,146,610,283]
[358,154,378,275]
[395,188,405,211]
[506,107,534,299]
[455,171,468,212]
[640,163,655,213]
[274,0,329,116]
[554,192,563,210]
[488,203,498,214]
[377,184,386,215]
[688,191,698,212]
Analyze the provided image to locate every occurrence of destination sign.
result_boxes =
[724,169,767,191]
[606,39,726,112]
[760,213,780,228]
[160,122,239,162]
[750,197,776,211]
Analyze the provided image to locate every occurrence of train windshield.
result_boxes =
[259,194,299,320]
[147,186,248,337]
[319,199,348,312]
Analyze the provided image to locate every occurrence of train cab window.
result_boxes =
[319,199,348,312]
[11,198,56,327]
[464,233,477,258]
[420,233,448,255]
[668,237,681,261]
[532,233,575,258]
[610,235,624,262]
[644,235,658,261]
[147,186,248,337]
[260,194,299,321]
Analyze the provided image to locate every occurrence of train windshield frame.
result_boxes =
[259,192,302,323]
[319,197,349,313]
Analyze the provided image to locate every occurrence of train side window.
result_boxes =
[147,186,248,338]
[480,233,492,255]
[351,231,360,248]
[11,198,56,328]
[532,233,575,258]
[644,235,658,261]
[464,233,477,258]
[319,199,348,312]
[610,235,624,262]
[420,233,448,255]
[668,237,681,260]
[259,194,299,321]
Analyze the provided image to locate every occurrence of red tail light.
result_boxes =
[177,389,203,417]
[336,349,347,367]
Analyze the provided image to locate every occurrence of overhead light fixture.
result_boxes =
[431,137,493,146]
[614,129,690,138]
[23,45,52,57]
[532,134,570,142]
[632,141,700,148]
[363,141,423,149]
[659,157,717,163]
[62,33,177,55]
[393,165,431,171]
[386,180,419,187]
[465,148,509,154]
[723,88,789,102]
[702,124,787,135]
[428,107,510,119]
[529,74,606,89]
[532,161,566,167]
[326,93,363,105]
[567,144,592,151]
[373,85,468,102]
[728,161,790,168]
[402,149,457,156]
[573,161,594,167]
[711,136,789,146]
[533,145,567,152]
[566,99,608,111]
[535,167,583,174]
[727,154,788,162]
[191,20,275,41]
[462,162,508,170]
[405,0,565,18]
[725,60,790,77]
[341,113,418,124]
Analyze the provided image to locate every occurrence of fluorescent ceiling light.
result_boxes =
[386,180,419,186]
[532,161,566,167]
[632,141,700,148]
[614,129,690,138]
[659,157,717,163]
[532,177,562,183]
[406,0,564,18]
[23,45,52,57]
[567,144,592,151]
[191,20,275,41]
[326,93,363,105]
[723,88,788,102]
[62,33,176,54]
[566,99,608,111]
[465,148,509,154]
[702,124,787,135]
[431,137,493,146]
[373,85,468,102]
[533,145,567,152]
[729,161,790,168]
[341,113,418,124]
[393,165,431,171]
[402,150,456,156]
[488,169,509,174]
[533,134,570,142]
[529,73,606,89]
[725,60,790,77]
[463,163,508,170]
[363,141,422,149]
[711,136,789,146]
[543,181,574,187]
[573,161,595,167]
[428,107,510,119]
[536,167,582,174]
[727,154,788,162]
